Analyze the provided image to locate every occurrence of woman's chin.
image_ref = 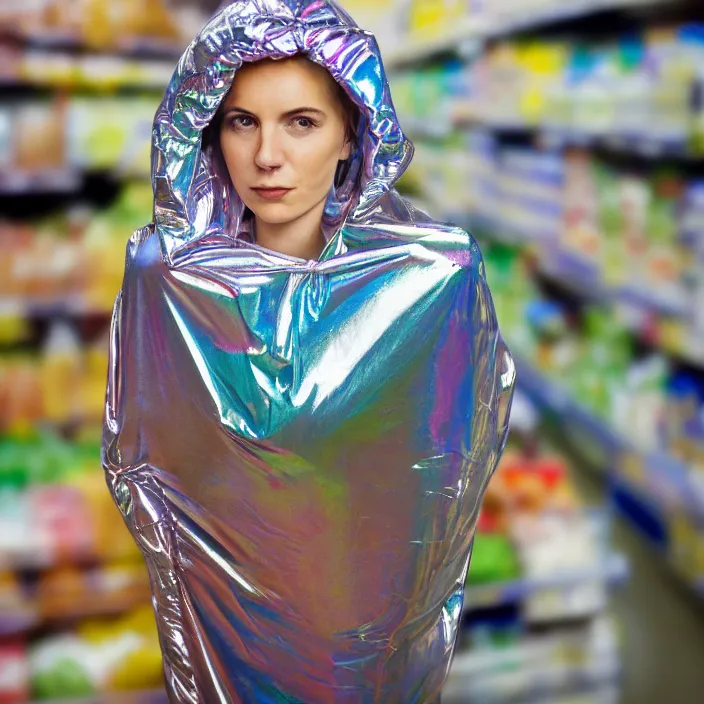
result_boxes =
[250,204,299,226]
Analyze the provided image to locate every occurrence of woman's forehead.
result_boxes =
[225,57,341,107]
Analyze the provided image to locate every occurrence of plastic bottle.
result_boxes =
[40,321,83,425]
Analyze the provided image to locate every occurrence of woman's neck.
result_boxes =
[254,202,327,261]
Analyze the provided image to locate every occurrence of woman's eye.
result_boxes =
[230,115,256,130]
[292,117,316,130]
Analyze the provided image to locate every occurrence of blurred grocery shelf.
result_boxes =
[386,0,671,68]
[389,0,704,699]
[0,170,81,196]
[0,5,187,59]
[445,617,620,704]
[0,55,175,92]
[0,299,112,321]
[385,16,487,68]
[464,550,628,614]
[0,2,208,700]
[449,211,704,371]
[29,693,166,704]
[484,0,663,35]
[409,107,704,162]
[460,212,691,317]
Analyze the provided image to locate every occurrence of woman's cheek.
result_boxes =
[307,143,341,191]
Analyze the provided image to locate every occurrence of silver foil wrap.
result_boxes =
[102,1,515,701]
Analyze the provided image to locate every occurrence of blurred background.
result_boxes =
[1,0,704,702]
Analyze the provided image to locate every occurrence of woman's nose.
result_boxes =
[254,128,283,171]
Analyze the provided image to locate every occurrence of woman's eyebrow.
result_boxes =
[223,106,254,116]
[282,107,326,118]
[221,107,325,118]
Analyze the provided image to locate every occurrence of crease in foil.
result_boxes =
[102,1,515,702]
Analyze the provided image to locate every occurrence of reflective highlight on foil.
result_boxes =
[102,1,515,702]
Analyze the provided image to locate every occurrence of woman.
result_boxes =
[103,1,514,703]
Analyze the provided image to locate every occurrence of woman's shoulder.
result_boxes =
[346,190,485,273]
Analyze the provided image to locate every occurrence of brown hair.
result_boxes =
[333,79,360,150]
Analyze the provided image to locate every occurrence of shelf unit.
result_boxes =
[0,11,188,703]
[390,0,704,697]
[385,0,667,69]
[455,211,703,364]
[407,107,704,162]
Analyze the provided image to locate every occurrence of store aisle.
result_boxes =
[612,519,704,704]
[572,464,704,704]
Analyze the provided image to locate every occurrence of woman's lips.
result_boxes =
[252,187,293,201]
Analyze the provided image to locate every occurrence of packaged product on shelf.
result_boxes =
[679,181,704,330]
[582,309,633,425]
[36,563,151,622]
[66,97,158,176]
[12,98,67,173]
[518,40,566,128]
[0,431,142,569]
[482,245,537,356]
[0,457,41,568]
[407,0,466,39]
[0,109,10,171]
[31,481,96,567]
[571,43,622,139]
[29,605,163,700]
[612,37,650,143]
[82,335,110,424]
[21,48,76,88]
[83,181,154,310]
[480,41,524,126]
[526,299,573,374]
[597,163,629,288]
[0,570,37,637]
[467,530,521,586]
[616,173,651,292]
[16,217,86,304]
[481,246,529,337]
[621,355,669,456]
[2,332,112,432]
[512,511,608,622]
[0,639,30,704]
[0,355,44,432]
[560,149,601,278]
[40,321,83,425]
[457,406,624,696]
[0,180,152,317]
[646,24,704,148]
[441,134,478,214]
[497,147,563,246]
[463,128,499,226]
[644,171,687,308]
[663,371,704,469]
[82,0,182,48]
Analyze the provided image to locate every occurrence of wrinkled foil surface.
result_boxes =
[102,1,515,702]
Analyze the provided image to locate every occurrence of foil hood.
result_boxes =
[152,0,413,258]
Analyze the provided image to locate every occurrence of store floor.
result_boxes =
[577,468,704,704]
[611,517,704,704]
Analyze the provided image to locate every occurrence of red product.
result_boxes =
[0,642,29,704]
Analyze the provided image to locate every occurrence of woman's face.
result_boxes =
[219,57,352,227]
